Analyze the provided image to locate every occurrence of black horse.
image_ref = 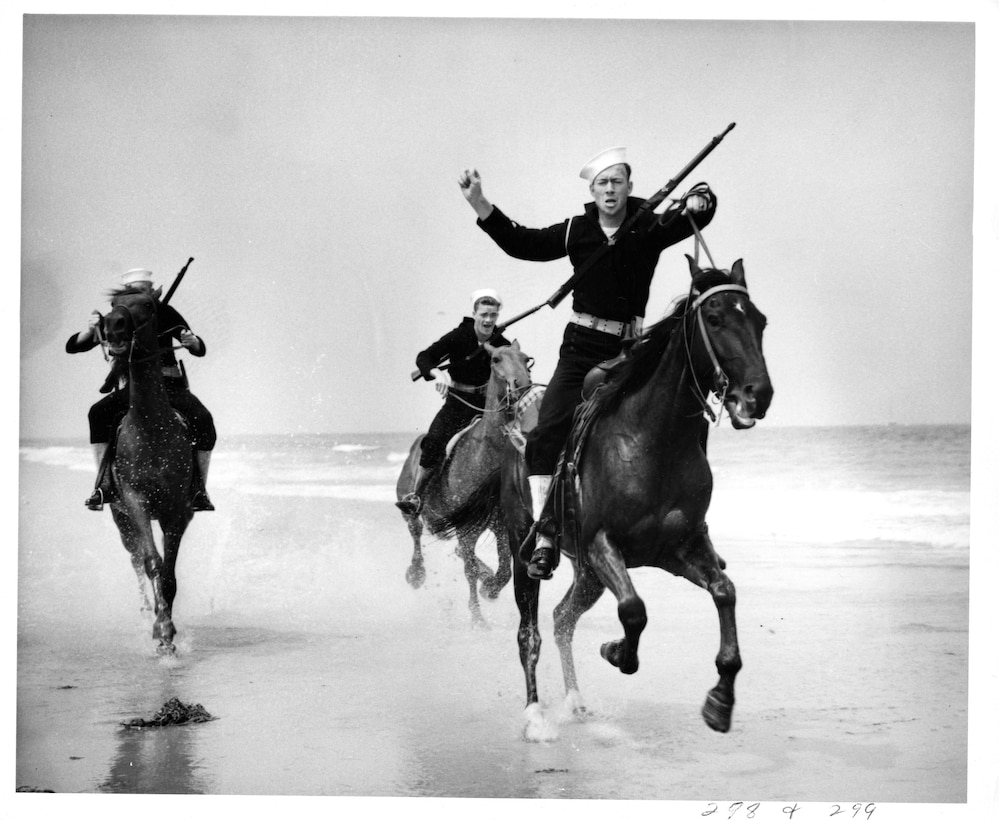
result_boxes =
[436,258,772,737]
[102,286,196,653]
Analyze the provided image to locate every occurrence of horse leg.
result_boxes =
[155,517,190,653]
[676,525,742,733]
[553,562,605,715]
[111,504,171,649]
[480,524,512,599]
[403,512,426,589]
[587,529,647,675]
[128,552,153,613]
[512,552,541,706]
[456,532,488,626]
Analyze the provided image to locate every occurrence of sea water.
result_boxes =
[20,423,971,552]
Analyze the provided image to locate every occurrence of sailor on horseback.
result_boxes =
[396,289,512,516]
[459,147,716,579]
[66,268,217,512]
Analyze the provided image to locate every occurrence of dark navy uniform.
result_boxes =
[67,300,216,450]
[477,191,716,474]
[415,317,511,469]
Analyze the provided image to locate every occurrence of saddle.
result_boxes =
[526,339,638,565]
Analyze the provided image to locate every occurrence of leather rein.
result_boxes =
[681,212,750,423]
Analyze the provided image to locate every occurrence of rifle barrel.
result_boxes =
[162,257,194,306]
[643,122,736,212]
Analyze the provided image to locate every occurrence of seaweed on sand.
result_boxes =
[122,697,216,728]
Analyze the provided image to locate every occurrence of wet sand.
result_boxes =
[11,454,976,817]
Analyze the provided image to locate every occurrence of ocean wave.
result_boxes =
[238,483,396,502]
[708,487,970,550]
[19,445,92,472]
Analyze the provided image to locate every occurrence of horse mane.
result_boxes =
[594,268,736,414]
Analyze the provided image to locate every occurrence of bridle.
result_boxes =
[446,350,538,423]
[447,372,536,419]
[101,299,187,365]
[682,281,751,424]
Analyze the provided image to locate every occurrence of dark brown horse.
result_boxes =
[396,341,539,626]
[103,286,195,653]
[436,258,772,737]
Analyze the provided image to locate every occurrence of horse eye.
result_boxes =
[707,314,721,328]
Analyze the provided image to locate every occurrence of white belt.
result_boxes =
[570,311,627,337]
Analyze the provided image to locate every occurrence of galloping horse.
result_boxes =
[103,286,196,653]
[396,341,538,626]
[437,258,772,735]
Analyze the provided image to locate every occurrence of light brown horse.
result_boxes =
[103,286,195,653]
[396,341,537,625]
[437,259,772,736]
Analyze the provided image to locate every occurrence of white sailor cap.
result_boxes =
[471,288,502,309]
[121,268,154,285]
[579,146,627,183]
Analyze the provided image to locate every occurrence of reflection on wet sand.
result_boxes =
[102,718,207,794]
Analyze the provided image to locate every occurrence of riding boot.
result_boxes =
[85,442,116,510]
[524,474,558,580]
[192,449,215,512]
[396,464,431,515]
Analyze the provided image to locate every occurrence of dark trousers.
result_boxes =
[88,378,217,450]
[419,391,484,469]
[525,323,623,475]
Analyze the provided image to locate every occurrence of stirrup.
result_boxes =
[395,492,422,515]
[84,488,107,511]
[527,534,558,581]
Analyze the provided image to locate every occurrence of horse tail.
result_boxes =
[427,468,502,539]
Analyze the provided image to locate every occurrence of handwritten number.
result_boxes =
[702,804,718,817]
[782,805,801,819]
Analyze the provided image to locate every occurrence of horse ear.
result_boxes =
[512,339,520,351]
[686,254,699,278]
[730,259,746,288]
[152,285,164,301]
[482,342,496,355]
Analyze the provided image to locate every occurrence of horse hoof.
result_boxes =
[480,579,502,600]
[405,565,426,589]
[599,640,638,675]
[701,690,733,733]
[563,689,587,720]
[156,642,176,656]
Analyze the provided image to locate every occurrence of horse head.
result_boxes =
[482,340,534,414]
[105,287,159,360]
[686,255,773,429]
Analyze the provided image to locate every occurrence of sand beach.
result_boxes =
[11,429,980,820]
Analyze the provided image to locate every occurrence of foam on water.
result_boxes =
[239,483,395,502]
[20,425,971,549]
[709,486,970,550]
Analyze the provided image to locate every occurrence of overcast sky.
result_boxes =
[14,5,997,439]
